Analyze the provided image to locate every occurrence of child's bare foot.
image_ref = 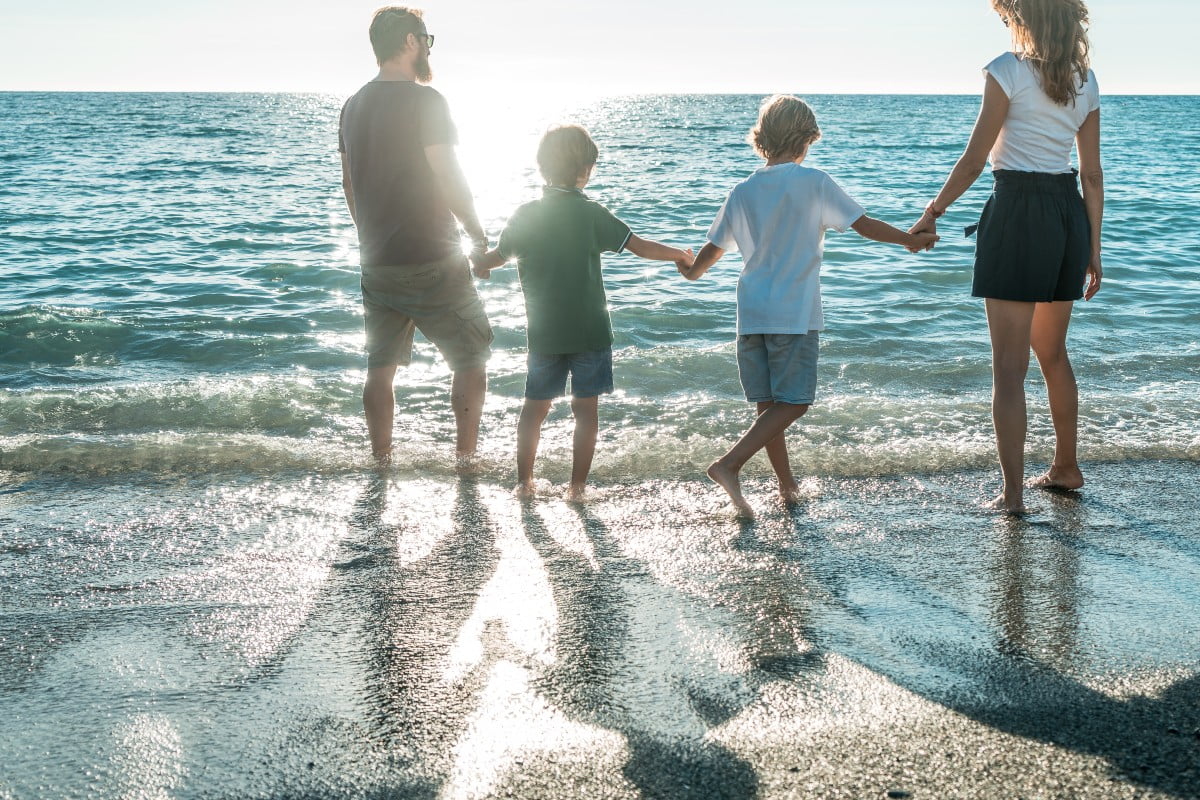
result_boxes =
[778,478,804,505]
[707,460,755,518]
[983,493,1027,515]
[1026,465,1084,491]
[565,483,587,504]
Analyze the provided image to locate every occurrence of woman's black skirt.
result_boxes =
[971,169,1091,302]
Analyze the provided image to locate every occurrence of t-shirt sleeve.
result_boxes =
[337,103,347,153]
[706,190,740,251]
[497,210,523,260]
[419,89,458,147]
[593,203,632,253]
[1084,69,1101,113]
[983,52,1018,99]
[820,174,866,232]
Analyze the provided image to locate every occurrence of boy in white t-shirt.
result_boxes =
[681,94,938,517]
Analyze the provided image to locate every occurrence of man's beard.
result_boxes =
[414,50,433,83]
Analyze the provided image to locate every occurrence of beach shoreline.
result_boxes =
[2,458,1198,798]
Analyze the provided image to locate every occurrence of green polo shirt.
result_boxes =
[497,187,632,354]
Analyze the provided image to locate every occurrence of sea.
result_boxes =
[1,93,1198,799]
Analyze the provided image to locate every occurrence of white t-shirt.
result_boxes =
[707,164,865,335]
[985,51,1100,174]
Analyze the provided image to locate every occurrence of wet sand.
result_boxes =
[1,460,1198,798]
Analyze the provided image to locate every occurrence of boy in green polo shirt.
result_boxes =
[473,125,693,501]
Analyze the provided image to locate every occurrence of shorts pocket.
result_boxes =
[454,299,494,348]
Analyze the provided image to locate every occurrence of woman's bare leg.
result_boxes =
[1028,301,1085,490]
[984,299,1037,513]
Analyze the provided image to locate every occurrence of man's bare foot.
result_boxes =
[1026,465,1084,491]
[565,483,587,504]
[707,460,754,518]
[514,481,536,500]
[983,494,1028,515]
[455,452,482,476]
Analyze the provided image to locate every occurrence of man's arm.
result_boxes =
[340,152,356,225]
[424,144,487,248]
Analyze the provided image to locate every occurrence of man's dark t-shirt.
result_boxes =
[339,81,459,267]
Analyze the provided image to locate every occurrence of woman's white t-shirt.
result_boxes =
[707,164,865,335]
[985,51,1100,174]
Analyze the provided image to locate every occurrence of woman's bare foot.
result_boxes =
[707,460,755,518]
[1026,465,1084,491]
[372,448,393,468]
[565,483,587,504]
[514,481,536,500]
[983,493,1027,515]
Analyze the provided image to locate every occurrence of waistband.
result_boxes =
[992,169,1079,192]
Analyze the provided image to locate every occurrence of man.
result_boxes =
[339,6,492,465]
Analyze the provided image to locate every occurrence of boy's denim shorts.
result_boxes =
[525,348,614,400]
[736,332,819,405]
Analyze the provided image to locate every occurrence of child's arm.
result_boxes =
[680,243,724,281]
[470,247,508,279]
[850,215,939,253]
[624,234,694,273]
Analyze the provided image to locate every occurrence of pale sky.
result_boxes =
[0,0,1196,96]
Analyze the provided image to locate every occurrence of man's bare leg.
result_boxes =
[757,401,802,503]
[451,365,487,462]
[984,299,1036,513]
[708,402,809,518]
[1028,301,1085,491]
[516,398,552,498]
[568,396,599,502]
[363,364,399,464]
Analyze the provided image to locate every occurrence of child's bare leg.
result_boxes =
[709,402,809,517]
[567,396,599,502]
[516,399,552,497]
[758,401,801,502]
[985,299,1035,513]
[1028,301,1084,491]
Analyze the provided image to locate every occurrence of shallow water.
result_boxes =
[2,93,1198,479]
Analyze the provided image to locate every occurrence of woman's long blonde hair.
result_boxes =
[992,0,1091,106]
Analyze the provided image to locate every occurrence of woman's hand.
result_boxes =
[1084,254,1102,300]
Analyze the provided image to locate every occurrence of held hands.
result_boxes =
[468,237,490,279]
[674,247,695,277]
[907,231,940,254]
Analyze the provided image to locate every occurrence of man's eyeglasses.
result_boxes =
[415,32,435,50]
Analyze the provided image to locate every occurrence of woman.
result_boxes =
[912,0,1103,513]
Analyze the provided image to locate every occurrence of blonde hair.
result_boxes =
[536,125,599,187]
[992,0,1091,106]
[750,95,821,161]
